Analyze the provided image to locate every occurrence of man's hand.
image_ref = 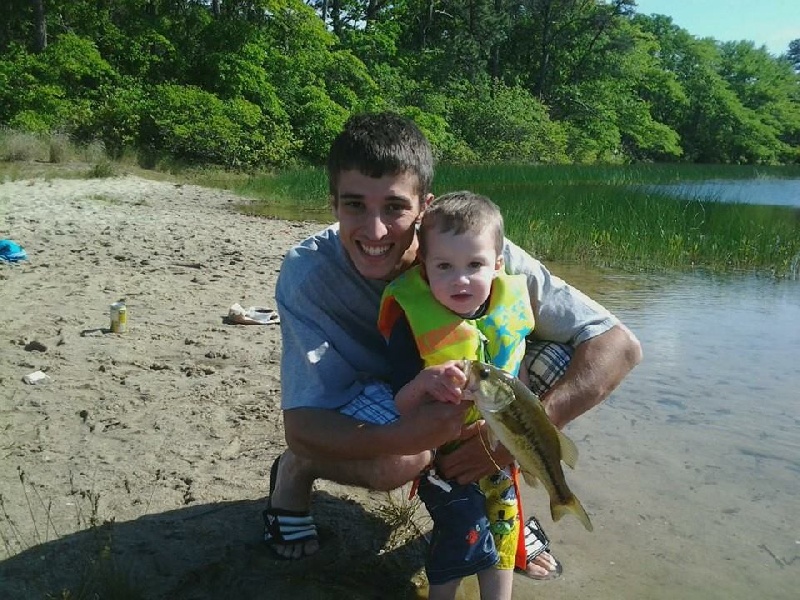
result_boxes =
[436,420,513,484]
[398,399,471,455]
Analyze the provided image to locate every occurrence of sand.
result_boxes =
[0,175,438,599]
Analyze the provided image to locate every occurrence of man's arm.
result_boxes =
[542,323,642,428]
[284,400,469,461]
[437,324,642,484]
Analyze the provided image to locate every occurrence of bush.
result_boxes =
[140,84,296,168]
[87,83,146,158]
[449,82,568,163]
[289,87,349,164]
[399,106,476,163]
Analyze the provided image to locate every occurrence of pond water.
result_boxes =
[644,179,800,207]
[513,264,799,600]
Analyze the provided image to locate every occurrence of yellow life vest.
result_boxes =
[379,266,534,375]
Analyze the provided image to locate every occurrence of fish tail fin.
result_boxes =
[551,496,594,532]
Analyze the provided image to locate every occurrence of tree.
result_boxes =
[32,0,46,52]
[785,38,800,73]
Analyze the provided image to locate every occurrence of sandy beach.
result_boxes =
[0,175,441,599]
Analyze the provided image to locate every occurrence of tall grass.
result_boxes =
[0,129,128,181]
[215,164,800,276]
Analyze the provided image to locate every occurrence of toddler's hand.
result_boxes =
[415,361,467,404]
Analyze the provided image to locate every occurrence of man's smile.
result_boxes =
[358,241,392,257]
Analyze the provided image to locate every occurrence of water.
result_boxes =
[515,264,800,600]
[645,179,800,207]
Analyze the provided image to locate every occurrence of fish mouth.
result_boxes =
[460,359,516,412]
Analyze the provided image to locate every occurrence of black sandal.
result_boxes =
[516,515,563,580]
[263,455,319,558]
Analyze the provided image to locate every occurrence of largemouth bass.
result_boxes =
[461,359,593,532]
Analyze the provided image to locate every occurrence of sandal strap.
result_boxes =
[524,515,551,561]
[263,509,319,544]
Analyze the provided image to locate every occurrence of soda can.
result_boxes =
[110,300,128,333]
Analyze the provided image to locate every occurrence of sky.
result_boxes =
[632,0,799,56]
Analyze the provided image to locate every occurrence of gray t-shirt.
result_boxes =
[275,224,618,411]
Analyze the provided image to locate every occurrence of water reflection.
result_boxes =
[516,263,799,600]
[644,179,800,207]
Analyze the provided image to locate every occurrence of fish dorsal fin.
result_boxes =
[558,430,579,469]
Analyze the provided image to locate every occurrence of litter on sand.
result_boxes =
[0,239,28,262]
[23,370,50,385]
[227,303,280,325]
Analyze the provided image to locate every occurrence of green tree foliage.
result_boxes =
[718,41,800,162]
[0,33,116,132]
[0,0,797,166]
[140,84,295,167]
[448,79,568,163]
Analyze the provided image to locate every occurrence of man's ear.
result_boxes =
[417,193,434,222]
[494,255,505,275]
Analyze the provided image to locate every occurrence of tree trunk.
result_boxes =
[320,0,329,24]
[490,0,502,80]
[32,0,46,52]
[329,0,342,37]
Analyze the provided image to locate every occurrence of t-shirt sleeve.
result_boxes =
[504,239,618,345]
[276,243,371,412]
[386,314,424,395]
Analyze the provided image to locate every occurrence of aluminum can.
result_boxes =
[110,300,128,333]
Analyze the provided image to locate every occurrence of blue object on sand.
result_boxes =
[0,239,28,262]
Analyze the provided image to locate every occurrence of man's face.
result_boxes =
[333,169,427,281]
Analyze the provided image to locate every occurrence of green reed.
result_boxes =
[216,164,800,277]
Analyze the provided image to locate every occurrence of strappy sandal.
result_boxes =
[262,455,319,559]
[516,515,563,581]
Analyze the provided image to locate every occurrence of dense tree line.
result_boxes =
[1,0,798,168]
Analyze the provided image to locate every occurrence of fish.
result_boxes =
[460,359,593,532]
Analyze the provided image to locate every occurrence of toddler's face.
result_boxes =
[423,228,502,317]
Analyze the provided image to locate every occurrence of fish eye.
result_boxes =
[478,366,490,380]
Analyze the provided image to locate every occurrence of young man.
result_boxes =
[265,112,642,579]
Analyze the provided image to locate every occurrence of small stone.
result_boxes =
[24,340,47,352]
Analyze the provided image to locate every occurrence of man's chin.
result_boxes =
[354,255,394,281]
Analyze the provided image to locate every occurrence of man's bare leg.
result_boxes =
[267,448,431,559]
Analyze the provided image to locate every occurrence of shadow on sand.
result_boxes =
[0,491,427,599]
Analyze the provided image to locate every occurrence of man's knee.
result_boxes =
[523,341,573,396]
[363,452,431,491]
